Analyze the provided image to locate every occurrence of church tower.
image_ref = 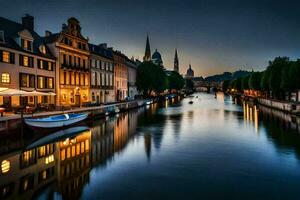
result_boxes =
[143,34,151,61]
[174,48,179,72]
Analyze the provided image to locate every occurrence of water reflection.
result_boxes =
[2,94,300,199]
[0,108,144,200]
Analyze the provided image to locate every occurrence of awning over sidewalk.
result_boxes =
[0,88,56,97]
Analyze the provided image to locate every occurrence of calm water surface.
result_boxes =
[1,93,300,200]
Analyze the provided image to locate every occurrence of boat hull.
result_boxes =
[25,113,88,128]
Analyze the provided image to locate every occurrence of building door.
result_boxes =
[75,95,81,106]
[96,95,100,104]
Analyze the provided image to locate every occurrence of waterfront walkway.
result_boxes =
[0,100,145,123]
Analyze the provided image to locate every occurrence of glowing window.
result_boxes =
[1,160,10,173]
[23,56,29,67]
[2,51,9,63]
[45,154,54,164]
[1,73,10,83]
[60,149,66,161]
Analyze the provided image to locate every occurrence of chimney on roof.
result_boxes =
[45,30,52,37]
[22,14,34,31]
[99,43,107,49]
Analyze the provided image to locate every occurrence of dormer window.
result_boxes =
[21,38,33,51]
[39,45,46,54]
[0,31,4,43]
[63,37,72,46]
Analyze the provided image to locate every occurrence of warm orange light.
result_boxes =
[1,160,10,173]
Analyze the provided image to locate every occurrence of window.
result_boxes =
[0,30,4,43]
[77,57,81,67]
[38,76,44,88]
[38,76,54,89]
[1,73,10,83]
[39,45,46,54]
[101,73,104,86]
[69,55,72,66]
[20,73,35,88]
[92,92,95,101]
[63,54,67,65]
[91,72,95,86]
[21,39,32,51]
[63,37,72,46]
[0,51,14,64]
[48,78,53,89]
[106,74,109,86]
[2,51,9,63]
[19,55,33,67]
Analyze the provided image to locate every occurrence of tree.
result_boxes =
[288,60,300,90]
[260,70,270,91]
[136,61,167,96]
[167,71,185,91]
[241,76,250,90]
[268,56,290,98]
[222,80,230,92]
[185,79,194,90]
[249,72,261,90]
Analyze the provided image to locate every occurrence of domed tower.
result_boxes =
[152,49,163,67]
[186,64,194,78]
[174,49,179,72]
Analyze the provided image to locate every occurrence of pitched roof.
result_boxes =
[43,33,60,44]
[0,17,55,59]
[88,43,113,59]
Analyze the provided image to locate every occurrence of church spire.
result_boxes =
[174,48,179,72]
[143,34,151,61]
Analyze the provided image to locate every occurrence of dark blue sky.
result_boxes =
[1,0,300,76]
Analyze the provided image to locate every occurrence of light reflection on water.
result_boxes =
[1,93,300,199]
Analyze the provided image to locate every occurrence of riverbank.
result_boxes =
[0,100,147,132]
[236,94,300,115]
[0,93,187,133]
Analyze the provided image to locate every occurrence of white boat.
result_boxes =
[115,107,120,113]
[25,113,89,128]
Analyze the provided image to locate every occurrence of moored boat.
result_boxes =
[25,113,89,128]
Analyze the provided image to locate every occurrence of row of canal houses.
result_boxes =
[0,15,139,109]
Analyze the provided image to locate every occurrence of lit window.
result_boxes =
[39,60,43,69]
[85,140,89,151]
[23,56,29,67]
[67,147,70,158]
[38,76,44,88]
[1,160,10,173]
[2,51,9,63]
[1,73,10,83]
[42,170,47,179]
[45,154,54,164]
[60,149,66,161]
[48,78,53,89]
[39,45,46,54]
[38,146,46,157]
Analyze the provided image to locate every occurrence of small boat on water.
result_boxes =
[189,101,193,104]
[115,107,120,113]
[25,113,89,128]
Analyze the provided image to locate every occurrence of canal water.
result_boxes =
[1,92,300,200]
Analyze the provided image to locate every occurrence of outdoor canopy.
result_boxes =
[0,88,56,97]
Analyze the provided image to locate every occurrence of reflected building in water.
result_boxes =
[0,108,147,199]
[0,128,91,200]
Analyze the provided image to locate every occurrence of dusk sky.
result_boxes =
[2,0,300,77]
